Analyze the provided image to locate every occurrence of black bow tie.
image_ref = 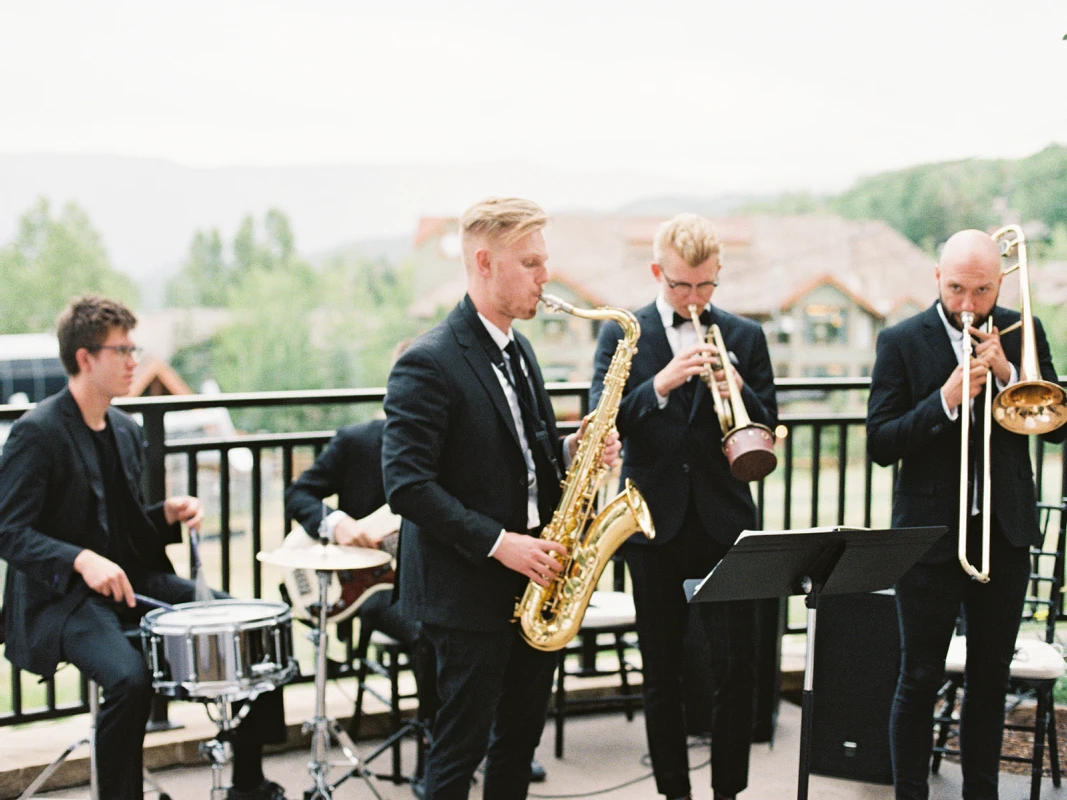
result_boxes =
[672,309,710,328]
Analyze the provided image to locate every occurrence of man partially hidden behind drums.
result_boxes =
[0,295,288,800]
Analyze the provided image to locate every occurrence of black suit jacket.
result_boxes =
[590,301,778,547]
[867,302,1066,563]
[0,387,179,676]
[284,419,387,535]
[382,296,564,632]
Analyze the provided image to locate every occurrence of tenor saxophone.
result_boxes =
[516,293,655,652]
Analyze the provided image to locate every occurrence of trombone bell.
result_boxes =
[992,380,1067,434]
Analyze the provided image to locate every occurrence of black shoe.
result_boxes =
[226,779,288,800]
[530,758,547,783]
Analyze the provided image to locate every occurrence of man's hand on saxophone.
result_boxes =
[492,534,565,586]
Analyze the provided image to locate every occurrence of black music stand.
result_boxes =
[685,524,945,800]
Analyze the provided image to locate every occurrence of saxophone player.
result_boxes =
[382,197,619,800]
[590,213,777,800]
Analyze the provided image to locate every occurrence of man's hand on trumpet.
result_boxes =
[653,343,718,397]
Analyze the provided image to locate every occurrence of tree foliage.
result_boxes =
[168,210,422,431]
[744,144,1067,254]
[0,197,139,334]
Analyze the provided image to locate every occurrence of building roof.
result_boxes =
[408,212,938,320]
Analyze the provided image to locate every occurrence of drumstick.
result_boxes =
[189,527,215,603]
[134,593,178,611]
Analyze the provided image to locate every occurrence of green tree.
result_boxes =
[0,197,139,333]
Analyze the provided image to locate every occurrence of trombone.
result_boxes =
[956,225,1067,582]
[688,305,777,482]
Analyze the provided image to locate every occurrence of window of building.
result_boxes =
[804,304,848,345]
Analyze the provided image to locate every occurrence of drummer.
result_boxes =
[0,295,288,800]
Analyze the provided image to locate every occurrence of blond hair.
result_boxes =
[653,213,721,267]
[459,197,548,250]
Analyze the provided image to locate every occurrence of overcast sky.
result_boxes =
[1,0,1065,195]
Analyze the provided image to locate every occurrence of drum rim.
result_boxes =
[142,598,292,633]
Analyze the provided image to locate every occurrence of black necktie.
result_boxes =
[503,340,558,522]
[673,308,710,328]
[504,340,539,425]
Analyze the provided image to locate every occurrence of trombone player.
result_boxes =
[867,228,1067,799]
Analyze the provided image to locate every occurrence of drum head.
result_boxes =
[144,599,290,633]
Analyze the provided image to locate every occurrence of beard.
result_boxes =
[938,292,996,332]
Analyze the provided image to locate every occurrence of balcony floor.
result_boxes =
[7,682,1046,800]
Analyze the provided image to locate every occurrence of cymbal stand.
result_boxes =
[305,568,382,800]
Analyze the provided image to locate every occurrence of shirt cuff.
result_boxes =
[654,386,669,409]
[488,529,506,558]
[996,363,1019,392]
[940,388,959,421]
[322,509,349,543]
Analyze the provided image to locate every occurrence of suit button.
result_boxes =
[519,477,527,488]
[682,463,690,474]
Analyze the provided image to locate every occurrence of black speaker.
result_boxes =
[810,590,900,784]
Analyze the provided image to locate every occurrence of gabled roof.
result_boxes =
[778,273,885,319]
[128,357,193,397]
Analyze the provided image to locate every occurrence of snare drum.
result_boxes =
[141,600,297,701]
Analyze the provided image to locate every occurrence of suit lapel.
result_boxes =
[449,300,524,451]
[108,408,144,501]
[57,389,108,536]
[920,303,960,381]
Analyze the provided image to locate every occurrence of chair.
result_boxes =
[348,626,428,787]
[932,498,1067,800]
[550,582,642,758]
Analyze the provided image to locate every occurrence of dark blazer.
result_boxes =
[867,302,1066,563]
[0,387,179,676]
[591,301,778,547]
[382,296,564,632]
[285,419,387,535]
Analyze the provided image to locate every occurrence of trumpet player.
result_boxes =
[590,213,777,800]
[867,229,1066,799]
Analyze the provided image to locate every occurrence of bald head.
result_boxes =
[939,229,1001,274]
[936,229,1003,330]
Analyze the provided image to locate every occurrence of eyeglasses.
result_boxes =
[661,271,719,293]
[89,345,143,360]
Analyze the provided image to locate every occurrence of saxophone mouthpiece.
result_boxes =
[539,293,572,314]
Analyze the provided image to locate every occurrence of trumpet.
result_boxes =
[956,225,1067,582]
[688,305,777,482]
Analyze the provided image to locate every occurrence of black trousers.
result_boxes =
[890,516,1030,800]
[60,572,286,800]
[420,623,557,800]
[360,591,437,720]
[624,505,757,799]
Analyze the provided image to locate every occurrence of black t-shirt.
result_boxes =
[88,422,133,572]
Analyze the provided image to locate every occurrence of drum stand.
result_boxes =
[198,700,252,800]
[304,568,383,800]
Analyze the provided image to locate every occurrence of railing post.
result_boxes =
[138,404,178,730]
[141,406,166,504]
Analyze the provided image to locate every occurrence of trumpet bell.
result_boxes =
[992,380,1067,435]
[723,423,778,482]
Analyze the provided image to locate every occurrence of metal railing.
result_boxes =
[2,378,1065,726]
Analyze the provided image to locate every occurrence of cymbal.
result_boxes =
[257,543,391,571]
